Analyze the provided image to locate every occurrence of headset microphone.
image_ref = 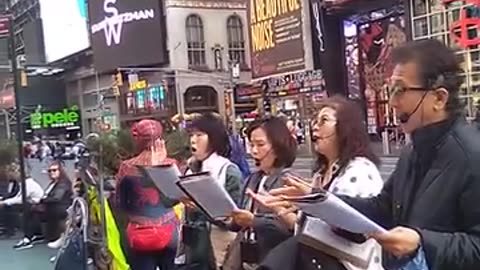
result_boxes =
[254,149,272,167]
[398,91,429,124]
[311,133,335,142]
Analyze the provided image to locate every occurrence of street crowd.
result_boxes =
[1,39,480,270]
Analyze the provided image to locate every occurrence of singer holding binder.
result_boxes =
[260,40,480,270]
[250,96,385,270]
[221,117,298,269]
[180,113,243,270]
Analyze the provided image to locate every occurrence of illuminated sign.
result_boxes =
[91,0,156,47]
[30,105,80,129]
[443,0,480,48]
[129,80,148,91]
[88,0,168,72]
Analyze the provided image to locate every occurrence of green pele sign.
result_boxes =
[30,105,80,129]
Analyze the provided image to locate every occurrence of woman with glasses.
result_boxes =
[251,96,385,270]
[14,160,73,250]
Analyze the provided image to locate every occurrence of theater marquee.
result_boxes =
[248,0,306,79]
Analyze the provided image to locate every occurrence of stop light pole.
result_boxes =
[2,14,29,235]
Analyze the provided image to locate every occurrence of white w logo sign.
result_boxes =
[103,16,124,46]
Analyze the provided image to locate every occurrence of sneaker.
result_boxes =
[14,237,33,250]
[31,235,45,244]
[47,234,65,249]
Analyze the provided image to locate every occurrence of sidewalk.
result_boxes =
[294,141,403,158]
[0,238,55,270]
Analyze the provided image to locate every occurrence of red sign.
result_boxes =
[443,0,480,48]
[0,16,10,38]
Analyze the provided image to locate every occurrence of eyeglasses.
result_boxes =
[389,84,427,97]
[48,168,59,173]
[312,116,337,127]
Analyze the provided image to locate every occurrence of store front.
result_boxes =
[119,72,177,128]
[25,105,82,141]
[263,69,328,144]
[313,0,407,141]
[408,0,480,119]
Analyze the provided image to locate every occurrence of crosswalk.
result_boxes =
[247,156,398,181]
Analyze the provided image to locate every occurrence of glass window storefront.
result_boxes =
[410,0,480,118]
[125,83,169,114]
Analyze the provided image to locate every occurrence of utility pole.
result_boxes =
[2,12,28,234]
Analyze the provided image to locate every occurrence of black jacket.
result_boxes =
[42,178,73,213]
[231,168,293,260]
[342,117,480,270]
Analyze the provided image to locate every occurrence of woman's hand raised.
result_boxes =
[247,189,297,217]
[269,175,313,197]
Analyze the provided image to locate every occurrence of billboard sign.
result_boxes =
[39,0,90,63]
[30,105,80,129]
[248,0,306,79]
[88,0,168,72]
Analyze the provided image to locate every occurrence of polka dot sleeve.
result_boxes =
[330,157,384,199]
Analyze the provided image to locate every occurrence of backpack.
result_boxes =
[228,134,251,180]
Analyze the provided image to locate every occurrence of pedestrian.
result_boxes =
[264,39,480,270]
[0,163,43,238]
[116,119,181,270]
[13,160,72,250]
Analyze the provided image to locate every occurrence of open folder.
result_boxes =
[137,165,185,200]
[177,172,238,219]
[286,192,387,235]
[298,216,377,269]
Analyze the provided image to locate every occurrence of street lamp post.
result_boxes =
[3,14,29,234]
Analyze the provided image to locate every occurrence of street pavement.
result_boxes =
[1,156,398,270]
[247,156,398,181]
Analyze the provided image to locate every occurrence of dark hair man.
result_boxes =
[340,39,480,270]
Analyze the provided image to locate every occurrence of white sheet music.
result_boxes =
[293,193,387,234]
[178,174,238,218]
[300,217,376,268]
[140,165,184,200]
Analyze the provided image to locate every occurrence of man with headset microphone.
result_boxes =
[345,40,480,270]
[279,39,480,270]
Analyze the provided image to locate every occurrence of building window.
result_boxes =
[186,14,206,67]
[410,0,480,118]
[226,15,246,65]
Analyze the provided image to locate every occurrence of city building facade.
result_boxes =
[408,0,480,118]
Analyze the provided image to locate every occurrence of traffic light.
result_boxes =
[112,86,120,96]
[20,70,28,87]
[115,71,123,86]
